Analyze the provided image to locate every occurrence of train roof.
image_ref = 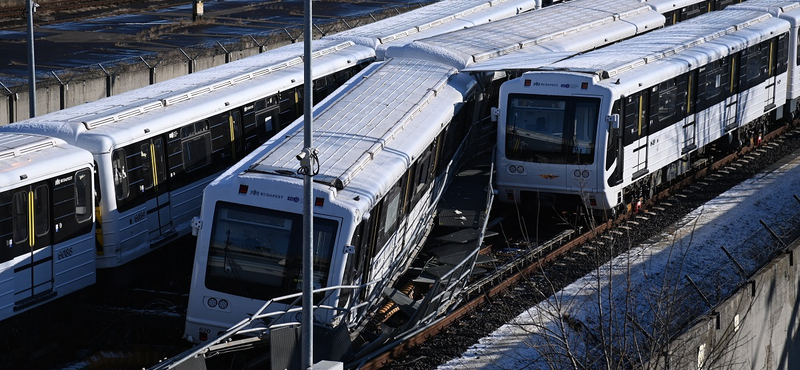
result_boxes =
[643,0,727,13]
[540,9,786,80]
[727,0,800,14]
[242,58,473,206]
[323,0,538,55]
[0,133,92,189]
[387,0,665,70]
[1,40,374,152]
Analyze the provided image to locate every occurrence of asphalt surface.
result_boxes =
[0,0,432,84]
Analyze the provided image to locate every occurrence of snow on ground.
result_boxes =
[438,150,800,370]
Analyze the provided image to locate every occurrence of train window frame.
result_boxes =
[376,178,405,248]
[140,143,154,191]
[796,35,800,67]
[623,91,648,146]
[412,142,436,204]
[74,169,93,224]
[204,201,339,302]
[696,57,731,111]
[112,148,130,201]
[776,33,788,76]
[12,191,28,244]
[209,113,233,154]
[153,139,167,184]
[656,80,678,123]
[606,100,621,171]
[569,98,599,162]
[279,87,303,126]
[680,1,709,22]
[181,121,212,174]
[33,185,49,238]
[741,44,764,89]
[505,93,599,164]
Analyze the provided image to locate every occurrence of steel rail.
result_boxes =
[357,121,795,369]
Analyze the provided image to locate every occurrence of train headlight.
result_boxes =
[218,299,229,309]
[573,169,581,178]
[516,166,524,174]
[509,165,517,173]
[582,170,590,178]
[207,297,218,308]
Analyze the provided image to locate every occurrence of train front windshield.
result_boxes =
[505,94,599,164]
[204,201,338,301]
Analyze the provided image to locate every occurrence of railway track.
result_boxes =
[364,121,800,369]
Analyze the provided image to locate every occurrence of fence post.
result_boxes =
[98,63,113,97]
[0,81,15,125]
[179,48,196,74]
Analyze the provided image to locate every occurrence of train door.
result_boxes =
[762,34,788,115]
[683,72,698,154]
[623,91,649,182]
[241,96,281,154]
[279,87,303,128]
[11,182,54,308]
[140,138,171,241]
[723,56,738,132]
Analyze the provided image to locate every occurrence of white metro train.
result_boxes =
[182,56,485,345]
[0,0,539,324]
[495,2,800,214]
[0,134,95,320]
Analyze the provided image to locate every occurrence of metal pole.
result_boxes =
[302,0,314,366]
[26,0,36,118]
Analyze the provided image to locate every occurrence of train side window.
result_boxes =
[255,97,267,111]
[623,92,646,146]
[0,191,12,262]
[279,88,302,125]
[606,100,621,171]
[742,44,764,89]
[657,80,677,123]
[796,36,800,67]
[663,10,677,26]
[209,113,233,155]
[681,1,708,21]
[714,0,738,10]
[376,179,404,248]
[650,78,681,133]
[776,33,789,75]
[93,162,102,205]
[12,191,28,244]
[412,143,435,203]
[140,143,154,191]
[33,185,49,238]
[347,222,366,284]
[53,168,94,244]
[697,59,729,111]
[153,139,167,183]
[255,107,277,142]
[112,149,129,200]
[334,70,352,83]
[182,121,212,173]
[231,111,243,156]
[570,98,599,162]
[75,169,93,224]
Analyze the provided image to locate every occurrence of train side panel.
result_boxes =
[0,134,95,321]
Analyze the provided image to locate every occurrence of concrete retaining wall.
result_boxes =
[653,240,800,369]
